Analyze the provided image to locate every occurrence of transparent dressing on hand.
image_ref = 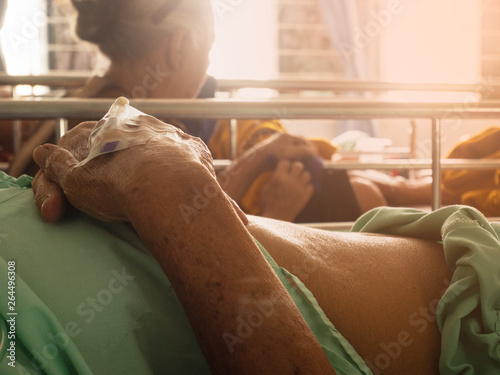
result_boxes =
[78,97,177,165]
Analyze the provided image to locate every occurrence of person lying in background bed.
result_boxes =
[2,100,497,375]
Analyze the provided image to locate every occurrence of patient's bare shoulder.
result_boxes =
[246,216,450,375]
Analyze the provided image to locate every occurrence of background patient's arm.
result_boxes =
[218,133,316,204]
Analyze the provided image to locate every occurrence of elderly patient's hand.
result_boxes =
[33,118,214,223]
[32,121,95,222]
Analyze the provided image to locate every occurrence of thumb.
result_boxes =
[33,144,79,186]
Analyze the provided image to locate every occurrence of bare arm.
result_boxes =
[33,121,336,374]
[125,163,336,374]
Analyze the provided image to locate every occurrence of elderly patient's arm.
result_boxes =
[33,122,336,374]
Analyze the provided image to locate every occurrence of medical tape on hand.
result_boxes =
[79,97,176,165]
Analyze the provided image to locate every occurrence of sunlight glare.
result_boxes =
[386,0,479,87]
[208,0,274,81]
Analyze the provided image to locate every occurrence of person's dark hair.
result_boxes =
[70,0,213,62]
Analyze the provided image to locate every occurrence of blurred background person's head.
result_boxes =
[70,0,215,99]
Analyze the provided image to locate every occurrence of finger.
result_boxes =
[32,171,68,223]
[41,193,68,223]
[299,170,312,185]
[33,145,52,168]
[289,161,305,177]
[33,144,79,187]
[275,160,292,174]
[305,184,314,197]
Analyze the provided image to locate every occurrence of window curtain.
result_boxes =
[318,0,378,137]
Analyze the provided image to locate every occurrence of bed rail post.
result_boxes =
[230,118,238,160]
[11,89,22,154]
[431,118,442,210]
[55,118,68,142]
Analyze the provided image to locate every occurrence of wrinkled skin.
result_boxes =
[33,118,217,223]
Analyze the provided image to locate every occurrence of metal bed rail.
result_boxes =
[3,97,500,120]
[0,73,498,94]
[3,97,500,211]
[214,159,500,171]
[0,73,89,88]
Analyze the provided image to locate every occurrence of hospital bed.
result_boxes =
[2,105,500,375]
[2,95,500,226]
[2,75,500,225]
[2,77,499,375]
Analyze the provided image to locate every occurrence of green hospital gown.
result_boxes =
[0,172,371,375]
[0,173,210,374]
[352,205,500,374]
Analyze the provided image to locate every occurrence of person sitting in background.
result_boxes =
[440,126,500,216]
[6,0,368,223]
[209,118,368,222]
[13,102,499,374]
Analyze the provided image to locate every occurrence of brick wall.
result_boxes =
[277,0,344,78]
[46,0,96,71]
[481,0,500,80]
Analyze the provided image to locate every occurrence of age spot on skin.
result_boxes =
[163,236,170,246]
[205,281,222,288]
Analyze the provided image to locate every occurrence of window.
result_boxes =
[1,0,48,74]
[0,0,489,86]
[208,0,275,79]
[385,0,479,84]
